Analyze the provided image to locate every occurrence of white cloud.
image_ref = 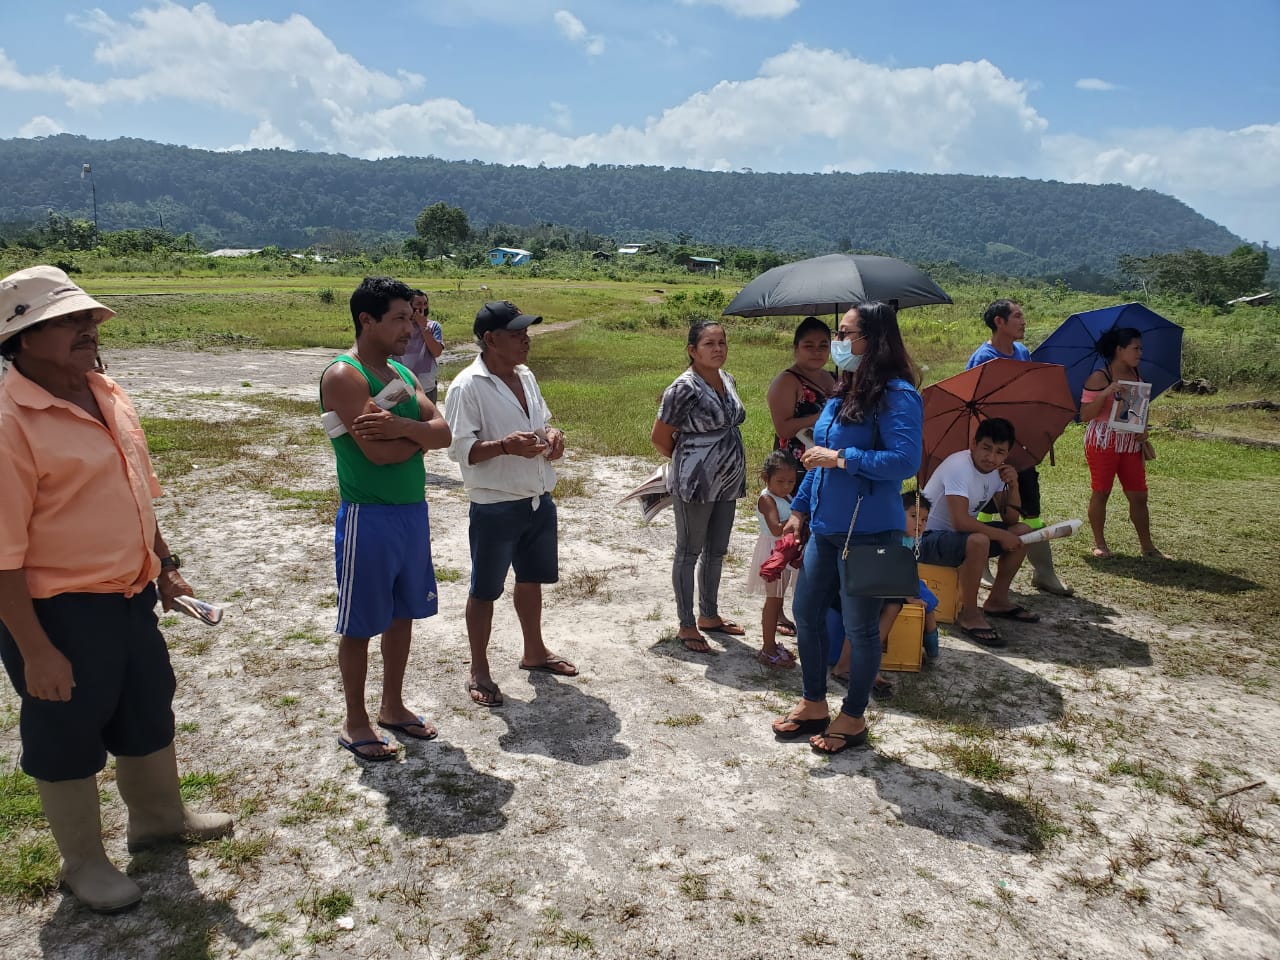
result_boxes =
[1045,123,1280,243]
[654,30,679,48]
[548,101,572,132]
[0,2,422,151]
[678,0,800,17]
[3,5,1273,243]
[18,115,65,137]
[553,10,605,56]
[1076,78,1119,92]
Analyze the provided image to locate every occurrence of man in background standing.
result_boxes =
[445,300,577,707]
[394,289,444,404]
[966,299,1073,597]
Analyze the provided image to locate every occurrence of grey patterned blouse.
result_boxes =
[658,368,747,503]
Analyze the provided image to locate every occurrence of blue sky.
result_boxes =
[2,0,1277,245]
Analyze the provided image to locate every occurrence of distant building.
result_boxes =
[206,248,262,257]
[684,256,721,274]
[489,247,532,266]
[592,251,613,261]
[617,243,646,255]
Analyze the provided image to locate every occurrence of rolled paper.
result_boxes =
[320,376,413,438]
[172,596,224,626]
[1019,519,1082,545]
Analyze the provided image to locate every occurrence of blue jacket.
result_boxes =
[791,379,923,536]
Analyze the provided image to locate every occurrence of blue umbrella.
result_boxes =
[1029,302,1183,408]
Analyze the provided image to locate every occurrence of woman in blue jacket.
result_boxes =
[771,301,923,753]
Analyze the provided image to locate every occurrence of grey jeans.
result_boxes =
[671,497,737,629]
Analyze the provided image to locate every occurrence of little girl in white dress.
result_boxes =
[746,450,800,668]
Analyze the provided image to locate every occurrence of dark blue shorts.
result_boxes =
[335,501,438,638]
[918,523,1010,567]
[469,494,559,602]
[0,585,177,781]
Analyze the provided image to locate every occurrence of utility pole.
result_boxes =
[81,163,98,238]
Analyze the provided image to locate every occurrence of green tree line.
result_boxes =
[0,134,1257,279]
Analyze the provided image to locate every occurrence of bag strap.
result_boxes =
[841,495,863,561]
[913,487,921,560]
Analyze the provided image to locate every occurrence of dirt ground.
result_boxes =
[1,347,1277,960]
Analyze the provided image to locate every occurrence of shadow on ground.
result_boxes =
[1085,554,1260,594]
[881,647,1064,729]
[363,743,514,838]
[648,633,805,695]
[496,670,630,764]
[951,592,1154,669]
[810,748,1058,853]
[38,847,262,960]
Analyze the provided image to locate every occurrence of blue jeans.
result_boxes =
[793,530,895,719]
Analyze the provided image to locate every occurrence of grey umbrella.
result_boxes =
[722,253,952,318]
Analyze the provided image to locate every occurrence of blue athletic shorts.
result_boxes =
[335,501,438,638]
[468,494,559,602]
[0,585,176,781]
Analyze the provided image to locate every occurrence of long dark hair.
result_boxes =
[830,301,917,423]
[1097,326,1141,361]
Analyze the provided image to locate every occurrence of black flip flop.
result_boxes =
[958,625,1006,648]
[810,728,868,754]
[338,736,397,761]
[377,715,439,741]
[985,605,1040,623]
[772,716,829,740]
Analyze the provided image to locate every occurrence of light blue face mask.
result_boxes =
[831,338,862,373]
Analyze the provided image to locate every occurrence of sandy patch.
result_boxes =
[1,347,1276,960]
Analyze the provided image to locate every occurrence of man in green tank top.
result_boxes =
[320,277,452,761]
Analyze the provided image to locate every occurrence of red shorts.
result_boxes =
[1086,444,1147,493]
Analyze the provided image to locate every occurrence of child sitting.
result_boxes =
[901,490,941,660]
[746,450,800,668]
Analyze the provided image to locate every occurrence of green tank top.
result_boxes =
[321,355,425,505]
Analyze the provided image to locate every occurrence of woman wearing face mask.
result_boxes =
[652,321,748,652]
[770,301,922,753]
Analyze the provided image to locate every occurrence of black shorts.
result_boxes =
[0,585,176,781]
[918,523,1011,566]
[979,466,1041,521]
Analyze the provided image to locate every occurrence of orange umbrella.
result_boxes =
[920,359,1077,485]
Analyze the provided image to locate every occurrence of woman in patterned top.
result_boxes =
[1079,327,1168,559]
[766,316,835,474]
[651,321,748,652]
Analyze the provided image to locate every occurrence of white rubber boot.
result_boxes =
[114,742,233,853]
[980,560,996,588]
[1027,541,1074,597]
[36,777,142,913]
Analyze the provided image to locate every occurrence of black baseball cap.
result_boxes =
[474,300,542,337]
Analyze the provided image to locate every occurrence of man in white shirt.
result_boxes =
[920,418,1036,648]
[393,289,444,403]
[444,301,576,706]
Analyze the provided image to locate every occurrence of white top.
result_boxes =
[756,489,791,538]
[444,354,556,505]
[922,449,1007,533]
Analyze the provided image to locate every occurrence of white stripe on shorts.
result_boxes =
[336,503,360,634]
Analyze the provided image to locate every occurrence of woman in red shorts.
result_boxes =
[1080,327,1169,559]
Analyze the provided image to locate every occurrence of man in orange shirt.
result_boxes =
[0,266,231,913]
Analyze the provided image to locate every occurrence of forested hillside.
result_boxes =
[0,135,1246,276]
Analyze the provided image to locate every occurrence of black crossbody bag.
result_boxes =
[834,413,919,599]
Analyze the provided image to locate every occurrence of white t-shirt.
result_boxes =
[922,449,1007,533]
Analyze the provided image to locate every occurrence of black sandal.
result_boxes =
[772,715,829,740]
[810,728,868,754]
